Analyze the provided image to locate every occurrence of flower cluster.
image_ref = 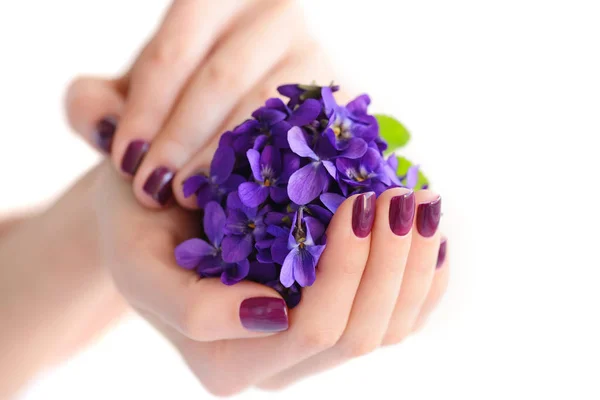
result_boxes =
[175,83,422,308]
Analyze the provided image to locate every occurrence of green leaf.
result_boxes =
[396,156,430,189]
[375,114,411,150]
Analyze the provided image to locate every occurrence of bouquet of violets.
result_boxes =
[175,83,428,308]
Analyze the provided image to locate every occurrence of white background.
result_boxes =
[1,0,599,399]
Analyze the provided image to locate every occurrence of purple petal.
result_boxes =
[221,259,250,285]
[304,216,325,243]
[281,152,300,181]
[267,224,290,239]
[265,212,289,227]
[362,148,382,171]
[182,175,208,198]
[253,134,269,151]
[287,163,330,205]
[221,174,246,193]
[221,234,253,263]
[277,84,302,98]
[293,248,318,287]
[252,107,287,125]
[203,202,226,247]
[238,182,269,208]
[351,118,378,142]
[246,149,263,181]
[196,256,224,276]
[321,87,338,117]
[210,147,235,184]
[288,126,318,160]
[280,248,298,288]
[265,97,290,114]
[336,157,359,179]
[307,244,326,268]
[271,121,292,148]
[406,165,420,189]
[306,204,334,224]
[346,94,371,116]
[340,138,368,159]
[174,239,215,270]
[256,248,273,264]
[195,186,216,208]
[271,237,291,265]
[320,193,346,214]
[287,99,321,126]
[322,160,337,178]
[261,145,281,173]
[224,210,248,235]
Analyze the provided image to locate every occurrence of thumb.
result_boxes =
[64,76,126,154]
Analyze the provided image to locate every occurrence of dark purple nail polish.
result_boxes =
[121,140,149,175]
[352,192,376,238]
[240,297,288,332]
[94,117,117,153]
[416,197,442,237]
[389,191,415,236]
[436,238,447,269]
[143,166,174,206]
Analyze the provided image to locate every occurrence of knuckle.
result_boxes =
[203,58,242,91]
[382,326,411,346]
[340,338,379,359]
[298,328,341,351]
[145,38,191,69]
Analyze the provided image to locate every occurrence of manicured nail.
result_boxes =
[436,238,447,269]
[416,196,442,237]
[143,166,174,206]
[352,192,376,238]
[240,297,288,332]
[94,117,117,153]
[121,140,149,175]
[389,191,415,236]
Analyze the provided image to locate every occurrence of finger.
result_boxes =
[95,162,287,341]
[65,76,125,154]
[413,237,450,332]
[173,45,337,209]
[111,0,249,178]
[172,193,372,396]
[131,0,301,207]
[383,190,442,345]
[259,188,415,389]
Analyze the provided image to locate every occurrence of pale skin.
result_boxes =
[0,0,449,397]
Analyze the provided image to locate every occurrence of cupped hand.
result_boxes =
[66,0,335,209]
[91,160,448,395]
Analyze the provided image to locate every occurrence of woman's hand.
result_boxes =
[91,161,448,395]
[66,0,334,209]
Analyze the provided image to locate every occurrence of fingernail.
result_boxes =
[143,166,174,206]
[436,238,447,269]
[240,297,288,332]
[121,140,149,175]
[94,117,117,153]
[416,196,442,237]
[352,192,376,238]
[389,191,415,236]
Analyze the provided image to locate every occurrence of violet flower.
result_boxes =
[174,202,249,285]
[286,127,337,205]
[238,145,299,207]
[271,211,326,288]
[335,148,396,196]
[322,87,378,154]
[182,147,245,207]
